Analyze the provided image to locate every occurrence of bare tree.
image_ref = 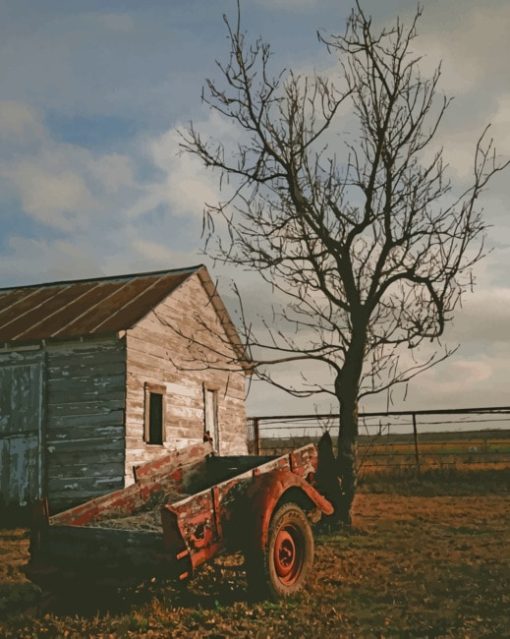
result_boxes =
[180,2,508,524]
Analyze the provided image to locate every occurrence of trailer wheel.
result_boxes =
[246,502,314,600]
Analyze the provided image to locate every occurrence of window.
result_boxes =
[144,383,166,445]
[204,386,219,453]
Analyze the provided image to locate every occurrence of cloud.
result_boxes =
[89,153,136,194]
[446,288,510,347]
[3,162,95,231]
[144,126,220,219]
[0,135,141,232]
[0,101,158,235]
[400,352,509,411]
[0,102,212,283]
[0,101,45,142]
[130,238,198,269]
[491,94,510,157]
[126,112,240,221]
[397,2,510,96]
[0,236,103,283]
[420,95,510,182]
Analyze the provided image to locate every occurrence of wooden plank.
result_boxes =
[49,448,125,467]
[48,423,124,442]
[46,436,124,453]
[46,411,124,429]
[46,356,124,373]
[47,372,125,388]
[48,475,124,494]
[46,383,123,403]
[47,346,124,386]
[49,488,125,510]
[49,462,125,479]
[133,441,212,481]
[46,337,124,355]
[42,526,167,575]
[0,349,43,365]
[47,399,124,417]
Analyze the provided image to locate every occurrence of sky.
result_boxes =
[1,0,509,418]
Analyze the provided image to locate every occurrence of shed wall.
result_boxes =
[0,350,45,508]
[45,338,126,510]
[124,273,247,484]
[0,338,126,512]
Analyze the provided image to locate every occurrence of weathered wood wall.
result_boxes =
[45,338,126,510]
[124,273,247,484]
[1,338,126,511]
[0,349,45,508]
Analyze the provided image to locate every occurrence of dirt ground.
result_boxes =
[1,476,509,638]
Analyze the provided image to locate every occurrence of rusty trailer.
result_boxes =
[27,441,333,600]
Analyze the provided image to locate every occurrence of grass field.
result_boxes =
[1,468,509,638]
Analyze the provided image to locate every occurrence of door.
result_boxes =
[0,357,45,507]
[204,388,220,454]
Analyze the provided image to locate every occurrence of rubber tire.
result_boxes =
[246,502,314,600]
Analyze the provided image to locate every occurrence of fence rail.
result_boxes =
[247,406,510,473]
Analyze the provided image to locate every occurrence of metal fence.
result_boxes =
[247,406,510,473]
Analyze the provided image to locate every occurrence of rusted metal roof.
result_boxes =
[0,266,201,345]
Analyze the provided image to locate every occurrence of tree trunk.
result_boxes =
[315,431,342,531]
[316,390,358,529]
[336,391,358,525]
[334,325,365,526]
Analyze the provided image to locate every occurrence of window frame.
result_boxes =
[144,382,167,446]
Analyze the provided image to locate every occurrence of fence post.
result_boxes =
[412,413,421,473]
[253,417,260,455]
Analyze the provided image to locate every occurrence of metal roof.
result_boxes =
[0,266,202,345]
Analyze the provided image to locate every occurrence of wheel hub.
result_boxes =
[274,526,303,585]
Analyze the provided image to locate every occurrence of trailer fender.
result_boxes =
[245,470,334,551]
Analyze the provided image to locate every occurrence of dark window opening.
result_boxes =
[147,391,164,445]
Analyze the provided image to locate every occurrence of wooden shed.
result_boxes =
[0,265,248,513]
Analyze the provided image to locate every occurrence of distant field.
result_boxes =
[255,429,510,472]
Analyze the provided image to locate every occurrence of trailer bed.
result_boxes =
[27,443,322,590]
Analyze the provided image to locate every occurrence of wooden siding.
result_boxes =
[0,349,45,507]
[1,339,126,511]
[44,338,126,511]
[125,272,247,484]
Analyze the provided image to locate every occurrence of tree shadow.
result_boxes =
[0,582,41,620]
[34,554,249,618]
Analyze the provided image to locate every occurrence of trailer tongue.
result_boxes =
[27,442,333,600]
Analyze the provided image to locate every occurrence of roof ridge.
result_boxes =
[0,264,205,292]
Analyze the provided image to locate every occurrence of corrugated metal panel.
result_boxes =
[0,288,33,318]
[0,267,200,345]
[94,273,190,334]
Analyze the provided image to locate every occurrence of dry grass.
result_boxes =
[1,470,509,638]
[359,465,510,496]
